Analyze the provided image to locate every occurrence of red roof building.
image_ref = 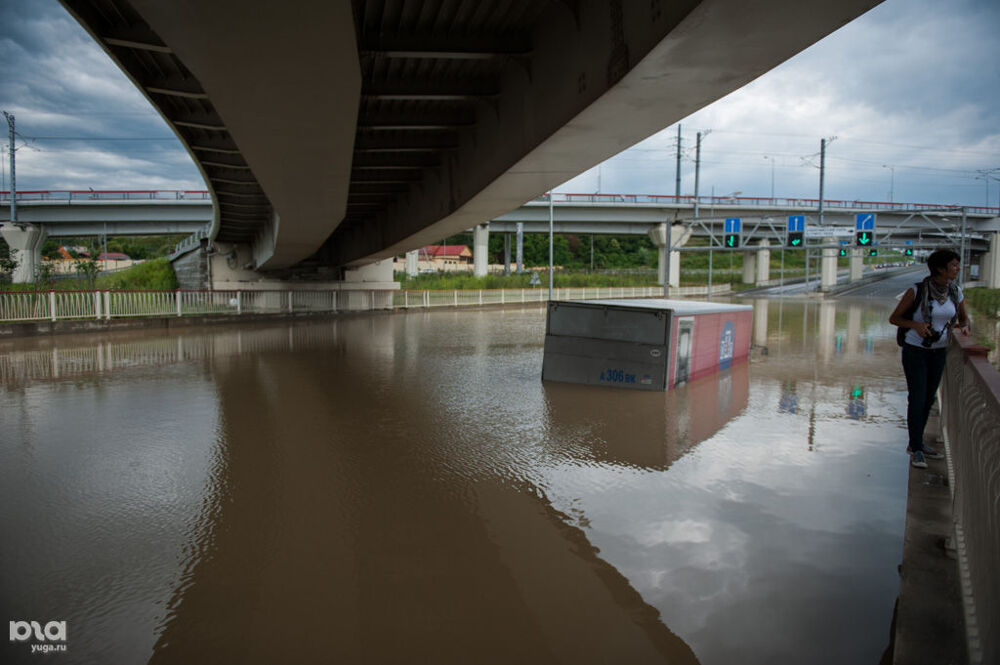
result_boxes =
[420,245,472,259]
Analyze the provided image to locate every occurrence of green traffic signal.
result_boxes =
[868,249,878,257]
[724,233,740,248]
[787,232,803,248]
[838,248,848,257]
[904,248,914,256]
[856,231,872,246]
[850,386,864,399]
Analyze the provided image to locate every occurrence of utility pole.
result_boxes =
[694,130,710,218]
[810,136,836,292]
[960,207,967,285]
[763,155,775,200]
[3,111,15,225]
[674,124,682,199]
[548,190,554,300]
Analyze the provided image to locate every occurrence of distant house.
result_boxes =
[420,245,472,267]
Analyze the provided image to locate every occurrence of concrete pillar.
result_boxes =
[849,248,864,282]
[755,239,770,285]
[818,301,836,364]
[473,223,489,277]
[405,249,418,276]
[344,259,393,283]
[846,304,861,356]
[753,298,769,347]
[1,223,47,283]
[515,223,524,273]
[648,223,691,287]
[741,251,756,284]
[820,237,838,291]
[982,231,1000,288]
[503,233,511,275]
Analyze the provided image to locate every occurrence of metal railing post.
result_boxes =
[49,291,56,322]
[288,291,294,313]
[94,290,102,319]
[103,291,110,321]
[176,290,182,317]
[237,290,242,315]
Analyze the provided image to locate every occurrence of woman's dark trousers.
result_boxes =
[901,344,948,452]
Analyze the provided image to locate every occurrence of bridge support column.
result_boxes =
[849,248,864,282]
[741,251,757,285]
[503,233,511,275]
[516,223,524,274]
[820,237,838,291]
[981,231,1000,288]
[755,239,771,285]
[753,298,769,347]
[818,301,836,363]
[1,223,47,284]
[405,250,418,277]
[648,223,691,287]
[473,223,489,277]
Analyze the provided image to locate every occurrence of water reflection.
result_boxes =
[1,301,910,665]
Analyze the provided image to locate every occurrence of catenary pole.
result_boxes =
[3,112,15,225]
[548,191,554,300]
[675,125,682,199]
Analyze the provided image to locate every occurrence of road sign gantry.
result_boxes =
[724,217,741,249]
[786,215,804,248]
[855,212,876,248]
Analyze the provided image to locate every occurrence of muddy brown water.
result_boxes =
[1,299,911,664]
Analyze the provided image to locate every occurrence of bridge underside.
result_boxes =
[60,0,882,278]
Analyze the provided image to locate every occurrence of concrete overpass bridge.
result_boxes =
[4,189,999,288]
[45,0,882,284]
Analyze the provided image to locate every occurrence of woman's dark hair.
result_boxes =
[927,248,960,276]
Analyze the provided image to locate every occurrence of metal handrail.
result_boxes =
[0,284,730,323]
[940,334,1000,665]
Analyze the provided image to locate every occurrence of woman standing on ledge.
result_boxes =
[889,249,970,468]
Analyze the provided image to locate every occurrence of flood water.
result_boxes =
[1,298,911,665]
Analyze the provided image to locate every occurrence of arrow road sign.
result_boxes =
[856,231,872,246]
[855,213,876,230]
[724,217,741,233]
[787,215,804,232]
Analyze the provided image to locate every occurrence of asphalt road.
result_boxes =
[834,266,926,300]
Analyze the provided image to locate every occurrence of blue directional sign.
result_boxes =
[787,215,805,232]
[855,213,875,230]
[724,217,742,233]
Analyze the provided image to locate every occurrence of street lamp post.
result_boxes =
[763,155,775,200]
[882,164,894,203]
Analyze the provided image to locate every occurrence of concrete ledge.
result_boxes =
[892,411,967,665]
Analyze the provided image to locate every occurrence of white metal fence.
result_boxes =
[0,284,730,323]
[940,335,1000,665]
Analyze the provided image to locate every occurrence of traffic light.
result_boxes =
[855,230,873,247]
[838,248,848,257]
[724,233,740,249]
[787,232,804,248]
[904,248,914,256]
[868,248,878,257]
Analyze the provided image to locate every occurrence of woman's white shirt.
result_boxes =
[903,284,964,349]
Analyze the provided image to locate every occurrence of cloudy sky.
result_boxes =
[1,0,998,208]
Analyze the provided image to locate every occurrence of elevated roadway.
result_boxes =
[56,0,884,277]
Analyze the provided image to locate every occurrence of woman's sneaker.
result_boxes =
[907,445,945,460]
[911,451,928,468]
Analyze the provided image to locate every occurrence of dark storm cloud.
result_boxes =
[0,0,203,191]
